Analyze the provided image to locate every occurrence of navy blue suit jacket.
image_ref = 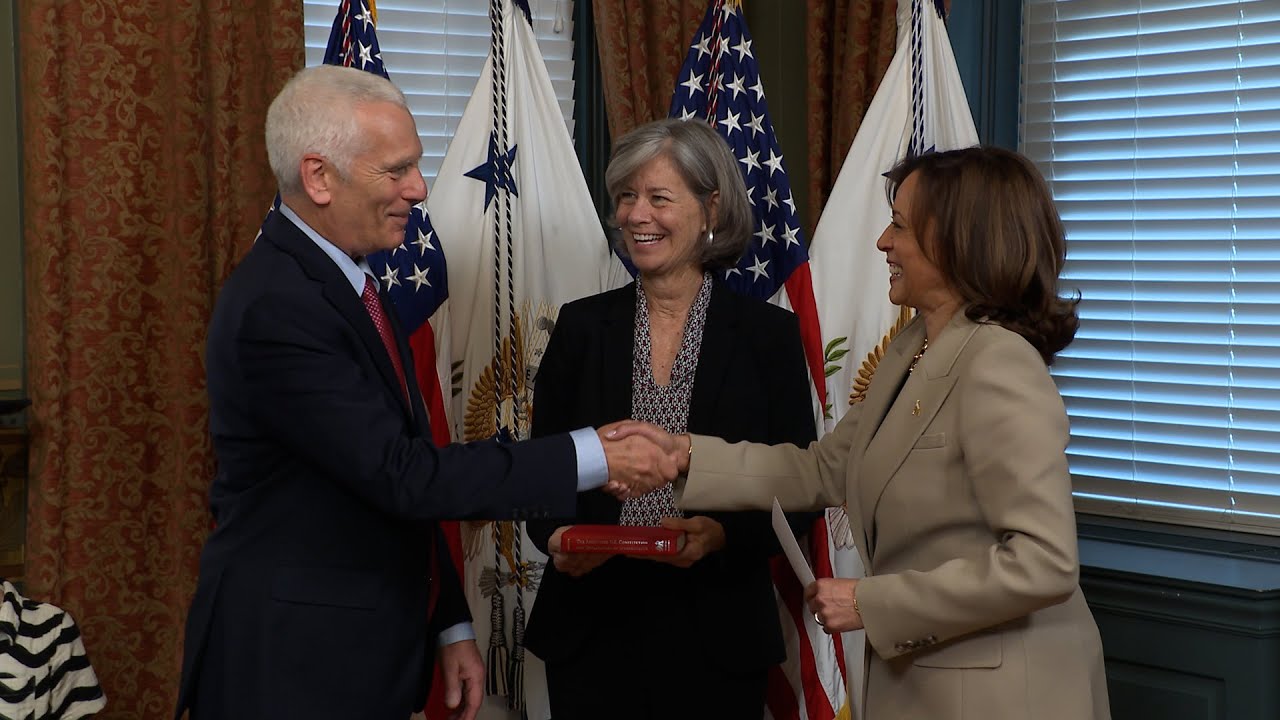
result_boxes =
[176,210,578,720]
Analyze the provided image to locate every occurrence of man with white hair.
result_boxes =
[175,65,675,720]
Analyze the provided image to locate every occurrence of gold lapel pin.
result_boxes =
[912,400,922,416]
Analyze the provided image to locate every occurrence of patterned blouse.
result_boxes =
[618,272,713,527]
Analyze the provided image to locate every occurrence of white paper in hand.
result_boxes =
[772,497,816,586]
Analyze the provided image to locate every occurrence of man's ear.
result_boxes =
[299,153,333,206]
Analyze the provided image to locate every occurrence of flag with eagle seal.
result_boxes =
[425,1,628,718]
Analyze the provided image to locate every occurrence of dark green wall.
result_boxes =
[572,0,610,223]
[741,0,810,233]
[1080,526,1280,720]
[946,1,1021,149]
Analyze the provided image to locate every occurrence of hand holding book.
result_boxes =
[550,516,726,570]
[557,525,687,556]
[547,526,614,578]
[652,516,725,568]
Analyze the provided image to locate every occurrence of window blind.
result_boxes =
[302,0,577,182]
[1020,0,1280,533]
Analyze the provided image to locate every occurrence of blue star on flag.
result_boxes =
[464,132,519,210]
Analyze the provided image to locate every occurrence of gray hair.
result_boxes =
[605,118,753,271]
[265,65,409,195]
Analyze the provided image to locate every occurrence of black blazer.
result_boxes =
[524,280,817,671]
[176,210,579,720]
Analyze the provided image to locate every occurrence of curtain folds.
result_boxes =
[591,0,707,143]
[19,1,302,716]
[804,0,897,228]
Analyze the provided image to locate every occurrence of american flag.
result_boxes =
[668,2,848,719]
[668,0,827,409]
[322,0,454,449]
[318,3,460,719]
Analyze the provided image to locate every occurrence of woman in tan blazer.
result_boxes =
[612,146,1111,720]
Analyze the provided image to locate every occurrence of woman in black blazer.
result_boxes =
[523,118,816,720]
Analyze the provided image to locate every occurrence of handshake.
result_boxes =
[596,421,693,500]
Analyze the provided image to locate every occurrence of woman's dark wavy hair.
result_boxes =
[886,146,1080,365]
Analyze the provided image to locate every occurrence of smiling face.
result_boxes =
[323,101,427,257]
[876,171,960,314]
[614,152,716,283]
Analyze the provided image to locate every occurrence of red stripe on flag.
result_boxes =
[409,324,468,720]
[408,320,462,644]
[784,263,827,410]
[809,516,847,680]
[778,261,841,719]
[769,555,837,720]
[409,325,452,447]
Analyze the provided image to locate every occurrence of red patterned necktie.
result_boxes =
[362,277,438,626]
[361,274,410,404]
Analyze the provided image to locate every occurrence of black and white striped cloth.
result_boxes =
[0,580,105,719]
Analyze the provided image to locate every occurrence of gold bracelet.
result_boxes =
[852,587,861,615]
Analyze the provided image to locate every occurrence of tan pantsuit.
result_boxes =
[676,313,1110,720]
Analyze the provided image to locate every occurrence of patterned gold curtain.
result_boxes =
[804,0,898,227]
[19,1,302,716]
[592,0,707,142]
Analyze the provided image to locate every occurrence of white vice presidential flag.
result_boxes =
[425,1,627,718]
[811,0,978,428]
[808,2,977,717]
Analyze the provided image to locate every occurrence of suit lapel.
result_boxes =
[688,283,735,430]
[263,211,414,421]
[600,284,636,421]
[857,314,981,559]
[855,318,918,450]
[599,278,734,429]
[849,317,919,559]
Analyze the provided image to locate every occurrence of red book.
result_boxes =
[558,525,686,556]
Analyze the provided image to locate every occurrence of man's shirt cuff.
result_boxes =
[437,622,476,647]
[570,427,608,491]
